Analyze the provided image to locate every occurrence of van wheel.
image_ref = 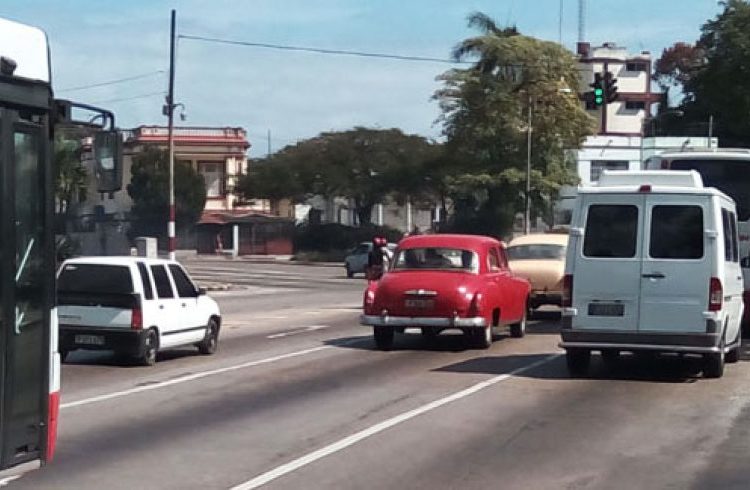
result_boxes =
[566,349,590,376]
[726,329,741,364]
[198,319,219,355]
[704,335,725,378]
[510,307,527,338]
[346,265,354,278]
[138,329,158,366]
[374,327,394,351]
[601,349,619,366]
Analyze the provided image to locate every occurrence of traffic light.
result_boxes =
[589,72,604,108]
[604,71,619,103]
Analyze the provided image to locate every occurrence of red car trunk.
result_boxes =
[374,271,480,318]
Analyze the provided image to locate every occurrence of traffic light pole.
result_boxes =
[601,61,608,134]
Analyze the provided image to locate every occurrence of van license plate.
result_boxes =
[588,303,624,317]
[75,334,104,346]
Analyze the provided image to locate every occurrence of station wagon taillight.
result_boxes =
[131,307,143,330]
[709,277,723,312]
[562,274,573,308]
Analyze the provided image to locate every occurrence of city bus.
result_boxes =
[0,17,121,474]
[645,149,750,324]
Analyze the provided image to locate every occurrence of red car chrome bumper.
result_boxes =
[360,314,486,328]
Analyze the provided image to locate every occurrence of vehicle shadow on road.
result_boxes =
[326,332,514,353]
[64,348,202,368]
[435,352,707,383]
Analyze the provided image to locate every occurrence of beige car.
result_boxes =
[507,233,568,313]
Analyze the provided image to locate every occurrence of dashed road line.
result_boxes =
[229,353,561,489]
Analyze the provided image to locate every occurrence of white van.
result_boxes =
[560,170,743,378]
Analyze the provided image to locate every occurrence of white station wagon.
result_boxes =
[57,257,221,366]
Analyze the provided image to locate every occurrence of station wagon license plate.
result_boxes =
[75,334,104,346]
[588,303,624,317]
[405,299,435,309]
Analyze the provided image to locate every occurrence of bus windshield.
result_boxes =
[671,159,750,221]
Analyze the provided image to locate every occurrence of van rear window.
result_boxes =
[58,264,134,294]
[583,205,638,258]
[650,205,704,259]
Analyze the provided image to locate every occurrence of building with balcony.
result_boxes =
[122,126,262,214]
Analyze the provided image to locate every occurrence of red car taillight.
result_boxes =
[709,277,723,312]
[467,292,483,317]
[131,306,143,330]
[562,274,573,308]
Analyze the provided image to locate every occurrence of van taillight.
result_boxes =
[131,307,143,330]
[709,277,723,311]
[562,274,573,307]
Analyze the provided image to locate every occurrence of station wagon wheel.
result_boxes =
[704,334,725,379]
[510,306,527,338]
[198,318,219,355]
[374,327,394,351]
[139,329,158,367]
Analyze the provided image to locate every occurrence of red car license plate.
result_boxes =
[405,299,434,309]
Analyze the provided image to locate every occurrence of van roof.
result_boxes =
[658,148,750,160]
[581,170,734,203]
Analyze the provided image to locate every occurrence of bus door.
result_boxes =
[0,105,51,467]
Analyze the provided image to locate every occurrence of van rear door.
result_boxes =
[639,195,711,333]
[573,194,644,332]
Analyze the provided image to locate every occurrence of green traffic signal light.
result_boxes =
[594,87,604,105]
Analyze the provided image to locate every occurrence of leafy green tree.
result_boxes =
[237,127,439,225]
[654,1,750,145]
[53,136,87,216]
[127,147,207,241]
[434,12,592,236]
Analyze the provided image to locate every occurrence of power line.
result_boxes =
[89,91,166,105]
[179,34,471,65]
[57,71,165,93]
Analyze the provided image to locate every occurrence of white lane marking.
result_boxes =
[60,346,332,410]
[229,354,561,490]
[267,325,330,339]
[0,475,22,486]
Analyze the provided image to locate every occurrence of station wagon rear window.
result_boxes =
[58,264,134,294]
[583,205,638,258]
[649,205,704,259]
[393,247,479,273]
[507,244,565,260]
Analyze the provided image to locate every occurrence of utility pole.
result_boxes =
[267,129,272,157]
[525,95,532,235]
[559,0,564,45]
[166,9,177,260]
[708,115,714,149]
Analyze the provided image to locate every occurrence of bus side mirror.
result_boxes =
[741,256,750,269]
[93,130,123,193]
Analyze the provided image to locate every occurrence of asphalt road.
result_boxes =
[10,260,750,489]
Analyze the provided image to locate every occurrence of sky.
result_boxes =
[1,0,723,156]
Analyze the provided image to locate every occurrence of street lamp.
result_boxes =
[524,87,572,235]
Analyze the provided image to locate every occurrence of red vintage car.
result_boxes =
[360,234,531,350]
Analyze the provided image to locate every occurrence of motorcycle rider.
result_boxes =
[366,236,389,280]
